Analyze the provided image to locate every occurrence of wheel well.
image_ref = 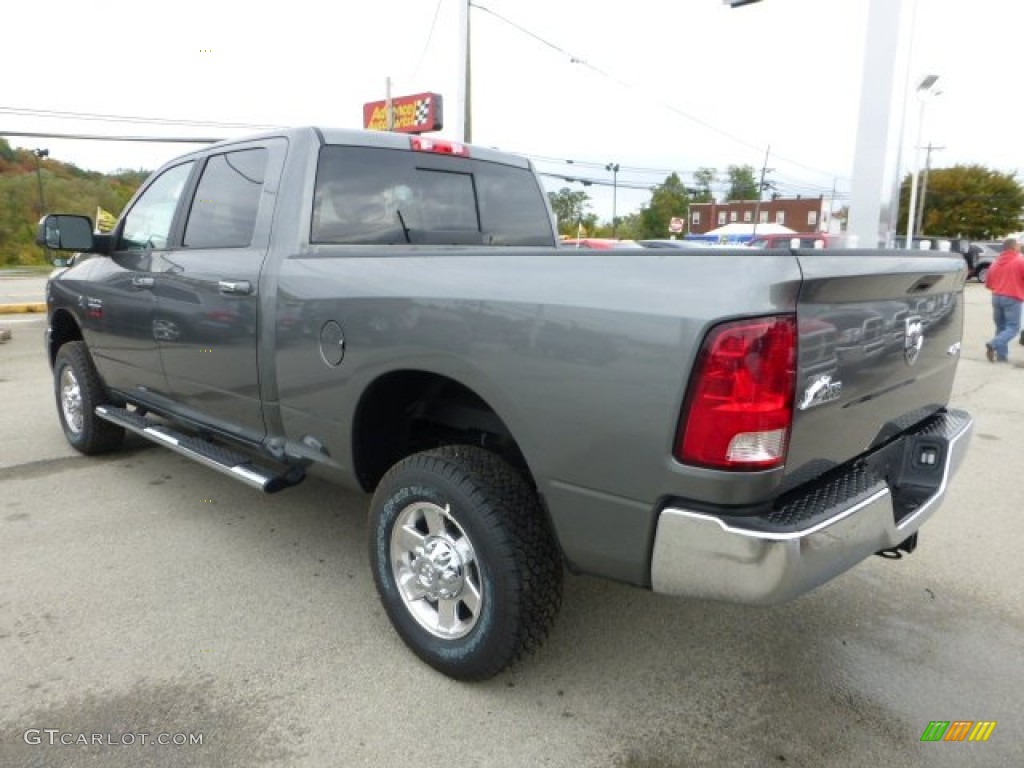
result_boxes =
[352,371,531,492]
[48,309,83,366]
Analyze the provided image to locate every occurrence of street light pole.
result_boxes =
[33,148,49,219]
[605,162,619,237]
[915,142,943,236]
[905,74,939,247]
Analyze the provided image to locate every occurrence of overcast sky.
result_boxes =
[2,0,1019,221]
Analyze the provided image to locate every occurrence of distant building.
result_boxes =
[688,196,829,235]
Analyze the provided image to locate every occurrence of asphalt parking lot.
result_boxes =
[1,283,1022,768]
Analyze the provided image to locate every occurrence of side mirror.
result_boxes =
[36,214,95,252]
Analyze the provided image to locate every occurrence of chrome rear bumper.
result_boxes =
[650,409,973,604]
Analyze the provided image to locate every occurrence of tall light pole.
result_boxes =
[605,163,619,238]
[904,74,940,247]
[915,142,943,236]
[33,148,49,219]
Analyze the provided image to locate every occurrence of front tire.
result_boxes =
[369,445,562,680]
[53,341,124,454]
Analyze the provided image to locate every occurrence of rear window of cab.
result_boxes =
[311,145,556,247]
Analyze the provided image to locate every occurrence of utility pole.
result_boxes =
[917,141,937,237]
[827,177,837,233]
[33,148,49,219]
[456,0,472,143]
[385,77,394,131]
[605,163,620,237]
[751,145,771,238]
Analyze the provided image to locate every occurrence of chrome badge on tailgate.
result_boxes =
[798,374,843,411]
[904,315,924,366]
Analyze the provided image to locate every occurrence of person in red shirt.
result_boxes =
[985,237,1024,362]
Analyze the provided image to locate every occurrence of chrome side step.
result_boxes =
[95,405,304,493]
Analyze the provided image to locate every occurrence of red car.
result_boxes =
[560,238,644,249]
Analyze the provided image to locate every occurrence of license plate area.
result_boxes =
[865,432,950,525]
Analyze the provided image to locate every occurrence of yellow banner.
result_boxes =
[95,207,116,233]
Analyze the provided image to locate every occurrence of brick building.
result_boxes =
[688,196,828,235]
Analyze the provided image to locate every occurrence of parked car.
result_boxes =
[746,233,839,249]
[560,238,644,249]
[636,239,715,249]
[967,241,1002,283]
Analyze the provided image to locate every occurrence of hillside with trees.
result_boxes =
[0,139,147,266]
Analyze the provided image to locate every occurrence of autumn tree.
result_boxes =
[0,144,148,266]
[899,164,1024,239]
[725,164,759,201]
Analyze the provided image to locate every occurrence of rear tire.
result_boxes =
[54,341,124,454]
[977,265,989,284]
[368,445,562,680]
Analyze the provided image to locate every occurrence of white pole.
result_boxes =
[456,0,470,142]
[905,97,926,246]
[846,0,914,249]
[385,76,394,131]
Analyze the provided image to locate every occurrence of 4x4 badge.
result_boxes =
[904,316,924,366]
[798,374,842,411]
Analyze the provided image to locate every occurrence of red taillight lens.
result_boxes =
[409,137,470,157]
[676,315,797,470]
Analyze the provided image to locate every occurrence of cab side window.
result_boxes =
[120,162,195,251]
[184,149,268,249]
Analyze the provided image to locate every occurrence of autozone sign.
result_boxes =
[363,92,444,134]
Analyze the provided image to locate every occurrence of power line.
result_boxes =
[0,106,280,131]
[471,3,846,183]
[411,0,445,81]
[0,130,223,144]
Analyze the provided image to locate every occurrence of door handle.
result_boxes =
[131,276,155,289]
[218,280,252,295]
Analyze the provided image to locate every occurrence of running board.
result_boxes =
[95,405,304,493]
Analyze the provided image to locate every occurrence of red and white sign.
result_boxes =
[363,92,443,134]
[669,217,684,234]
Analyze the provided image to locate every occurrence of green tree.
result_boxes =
[692,167,717,202]
[899,164,1024,239]
[635,173,691,239]
[547,187,596,235]
[726,164,759,201]
[612,212,642,240]
[0,138,16,164]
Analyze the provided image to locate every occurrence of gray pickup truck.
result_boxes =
[38,126,973,680]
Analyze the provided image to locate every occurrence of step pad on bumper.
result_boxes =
[95,405,303,493]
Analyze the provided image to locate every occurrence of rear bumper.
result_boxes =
[650,409,973,604]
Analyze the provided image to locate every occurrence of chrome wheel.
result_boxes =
[60,366,84,435]
[390,501,482,639]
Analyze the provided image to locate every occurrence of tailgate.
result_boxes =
[786,249,967,484]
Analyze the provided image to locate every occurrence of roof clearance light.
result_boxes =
[409,137,470,157]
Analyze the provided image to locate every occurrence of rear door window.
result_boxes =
[184,148,268,248]
[312,145,554,246]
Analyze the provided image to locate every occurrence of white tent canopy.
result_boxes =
[704,222,796,236]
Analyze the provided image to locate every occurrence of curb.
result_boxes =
[0,303,47,315]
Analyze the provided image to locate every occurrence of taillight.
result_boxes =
[409,137,470,157]
[676,315,797,470]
